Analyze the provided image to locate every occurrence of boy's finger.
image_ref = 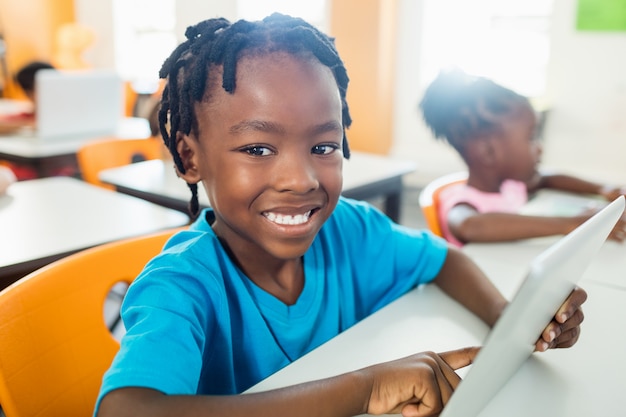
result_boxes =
[438,346,481,371]
[555,287,587,323]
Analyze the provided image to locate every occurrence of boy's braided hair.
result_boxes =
[158,13,352,217]
[419,68,529,156]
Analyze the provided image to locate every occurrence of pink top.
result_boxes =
[438,179,528,247]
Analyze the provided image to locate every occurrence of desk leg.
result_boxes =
[384,192,401,223]
[342,177,405,223]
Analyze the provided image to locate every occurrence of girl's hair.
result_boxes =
[158,13,352,217]
[419,68,529,156]
[15,61,55,92]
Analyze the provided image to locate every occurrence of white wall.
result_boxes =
[73,0,115,69]
[542,0,626,184]
[74,0,238,67]
[174,0,237,42]
[389,0,465,187]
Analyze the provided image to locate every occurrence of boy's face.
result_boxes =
[179,53,344,264]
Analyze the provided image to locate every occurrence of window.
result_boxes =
[112,0,328,93]
[236,0,328,31]
[420,0,554,98]
[112,0,177,92]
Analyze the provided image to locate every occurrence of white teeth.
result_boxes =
[264,210,312,225]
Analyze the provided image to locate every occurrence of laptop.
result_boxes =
[34,69,123,140]
[440,195,625,417]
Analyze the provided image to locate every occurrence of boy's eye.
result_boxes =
[312,144,339,155]
[242,146,272,156]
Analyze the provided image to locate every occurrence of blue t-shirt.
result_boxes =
[96,197,448,411]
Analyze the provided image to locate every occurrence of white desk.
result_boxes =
[247,249,625,416]
[464,238,626,293]
[98,152,417,222]
[0,177,189,289]
[0,117,151,177]
[520,189,606,217]
[0,117,150,158]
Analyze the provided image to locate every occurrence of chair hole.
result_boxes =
[104,281,129,341]
[131,152,147,163]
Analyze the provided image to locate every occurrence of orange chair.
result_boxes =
[418,171,468,237]
[0,227,183,417]
[123,81,139,117]
[76,137,163,190]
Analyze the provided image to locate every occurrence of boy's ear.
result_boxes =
[175,133,202,184]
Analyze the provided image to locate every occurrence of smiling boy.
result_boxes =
[96,14,586,417]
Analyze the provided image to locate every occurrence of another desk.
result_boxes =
[247,247,625,416]
[464,238,626,292]
[98,152,417,222]
[0,117,151,177]
[0,177,189,289]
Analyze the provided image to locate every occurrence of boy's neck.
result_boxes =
[244,257,305,306]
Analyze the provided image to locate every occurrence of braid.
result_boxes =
[158,13,352,218]
[419,68,527,155]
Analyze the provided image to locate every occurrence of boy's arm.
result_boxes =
[97,347,479,417]
[432,246,507,327]
[433,246,587,352]
[99,377,371,417]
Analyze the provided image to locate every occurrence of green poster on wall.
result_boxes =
[576,0,626,31]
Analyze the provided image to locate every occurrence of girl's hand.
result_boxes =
[535,286,587,352]
[365,347,479,417]
[599,185,626,202]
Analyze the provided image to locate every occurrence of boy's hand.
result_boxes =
[365,347,479,417]
[535,286,587,352]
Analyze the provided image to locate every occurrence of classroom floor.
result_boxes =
[368,183,427,229]
[397,184,427,229]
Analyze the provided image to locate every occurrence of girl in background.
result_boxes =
[420,68,626,247]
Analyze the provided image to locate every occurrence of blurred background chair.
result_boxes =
[77,137,163,190]
[418,171,467,237]
[0,227,183,417]
[124,80,139,117]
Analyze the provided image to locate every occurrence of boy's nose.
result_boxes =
[273,155,319,193]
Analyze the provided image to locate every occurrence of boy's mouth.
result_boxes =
[263,210,313,225]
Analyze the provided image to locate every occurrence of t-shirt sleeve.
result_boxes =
[95,240,219,414]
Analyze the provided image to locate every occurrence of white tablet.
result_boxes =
[441,195,625,417]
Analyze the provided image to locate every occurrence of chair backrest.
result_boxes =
[0,227,183,417]
[77,137,163,189]
[418,171,468,237]
[123,81,139,117]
